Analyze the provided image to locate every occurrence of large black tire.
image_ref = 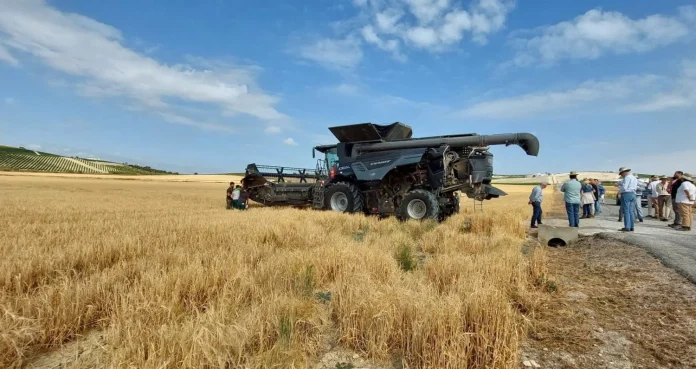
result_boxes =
[324,182,363,213]
[397,189,440,221]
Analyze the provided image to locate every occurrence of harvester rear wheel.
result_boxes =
[397,189,440,221]
[324,182,363,214]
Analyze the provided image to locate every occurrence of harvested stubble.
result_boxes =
[0,176,549,369]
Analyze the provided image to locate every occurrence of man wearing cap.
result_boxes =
[528,181,548,228]
[617,167,638,232]
[656,176,672,221]
[674,175,695,231]
[560,171,582,227]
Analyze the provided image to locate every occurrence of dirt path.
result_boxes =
[520,235,696,369]
[62,157,108,173]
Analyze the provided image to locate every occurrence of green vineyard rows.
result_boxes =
[0,147,172,175]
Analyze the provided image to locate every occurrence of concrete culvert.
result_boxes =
[538,224,578,247]
[548,238,567,247]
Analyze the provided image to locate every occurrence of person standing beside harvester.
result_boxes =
[560,171,582,227]
[528,181,548,228]
[231,185,242,208]
[226,182,236,209]
[617,167,638,232]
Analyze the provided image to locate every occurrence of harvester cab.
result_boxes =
[312,145,339,180]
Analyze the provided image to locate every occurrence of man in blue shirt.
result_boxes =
[528,181,548,228]
[619,177,645,223]
[560,171,582,227]
[617,167,638,232]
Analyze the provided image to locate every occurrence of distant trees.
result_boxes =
[126,163,178,174]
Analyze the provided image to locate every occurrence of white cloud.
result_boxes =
[361,25,406,61]
[460,75,657,119]
[265,125,282,134]
[296,36,364,70]
[460,59,696,119]
[622,94,692,113]
[155,112,235,133]
[0,44,18,65]
[509,6,696,66]
[297,0,514,67]
[0,0,287,132]
[283,137,298,146]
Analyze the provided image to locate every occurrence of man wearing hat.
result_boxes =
[560,171,582,227]
[656,176,672,221]
[674,175,695,231]
[528,181,548,228]
[617,167,638,231]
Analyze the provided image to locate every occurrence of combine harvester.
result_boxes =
[242,122,540,221]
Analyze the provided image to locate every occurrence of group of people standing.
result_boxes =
[225,181,249,210]
[556,172,605,227]
[642,171,695,231]
[552,168,694,232]
[616,168,694,232]
[528,173,606,228]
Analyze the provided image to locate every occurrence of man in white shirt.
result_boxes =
[675,175,695,232]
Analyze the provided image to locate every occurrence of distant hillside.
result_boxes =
[0,145,177,175]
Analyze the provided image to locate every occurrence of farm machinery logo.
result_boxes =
[369,160,392,166]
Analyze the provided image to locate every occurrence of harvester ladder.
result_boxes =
[312,185,325,209]
[472,198,484,212]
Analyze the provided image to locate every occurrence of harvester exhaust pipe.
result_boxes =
[358,133,540,156]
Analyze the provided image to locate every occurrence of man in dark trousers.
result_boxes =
[669,171,685,228]
[528,181,548,228]
[235,184,249,210]
[226,181,235,209]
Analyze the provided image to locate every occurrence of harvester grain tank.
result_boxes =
[242,122,539,221]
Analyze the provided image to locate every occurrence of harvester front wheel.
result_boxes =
[397,190,440,221]
[324,182,363,214]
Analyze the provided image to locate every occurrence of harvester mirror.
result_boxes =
[312,148,315,159]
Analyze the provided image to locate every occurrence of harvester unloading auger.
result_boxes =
[242,122,539,221]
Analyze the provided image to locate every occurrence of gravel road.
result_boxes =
[544,201,696,284]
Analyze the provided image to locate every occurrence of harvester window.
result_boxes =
[325,150,339,169]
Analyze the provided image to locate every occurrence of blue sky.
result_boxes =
[1,0,695,175]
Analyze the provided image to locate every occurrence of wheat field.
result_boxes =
[0,175,552,369]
